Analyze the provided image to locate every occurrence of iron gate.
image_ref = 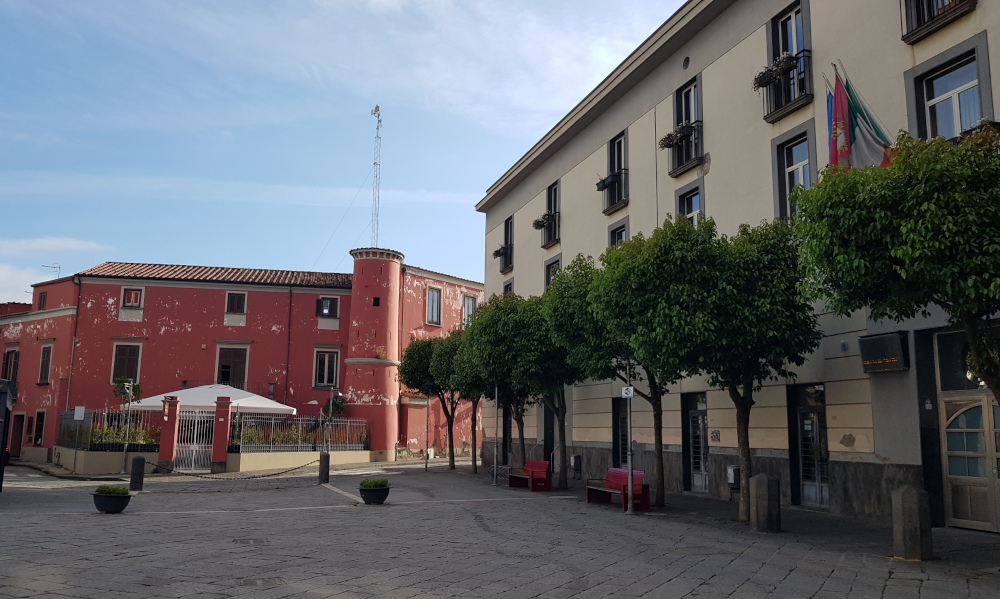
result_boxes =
[176,411,215,472]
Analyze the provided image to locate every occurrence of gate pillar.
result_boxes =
[211,397,232,474]
[158,396,181,472]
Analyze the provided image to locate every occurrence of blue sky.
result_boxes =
[0,0,680,301]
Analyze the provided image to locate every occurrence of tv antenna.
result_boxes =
[42,263,60,278]
[370,105,382,248]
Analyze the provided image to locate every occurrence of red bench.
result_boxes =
[508,460,552,492]
[586,467,650,512]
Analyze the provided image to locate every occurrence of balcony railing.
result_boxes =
[539,212,560,248]
[902,0,976,44]
[763,50,813,124]
[495,244,514,274]
[668,121,704,178]
[597,169,629,215]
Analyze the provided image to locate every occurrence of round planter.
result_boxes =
[93,492,132,514]
[358,486,390,505]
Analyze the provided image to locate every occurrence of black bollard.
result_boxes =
[319,451,330,484]
[129,456,146,492]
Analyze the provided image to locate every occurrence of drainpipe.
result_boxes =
[283,287,292,405]
[64,276,82,412]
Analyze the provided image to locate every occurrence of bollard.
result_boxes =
[129,456,146,492]
[319,451,330,484]
[749,473,781,533]
[892,485,933,560]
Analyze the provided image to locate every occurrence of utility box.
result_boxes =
[570,454,582,479]
[727,465,740,490]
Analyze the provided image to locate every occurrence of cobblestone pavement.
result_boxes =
[1,464,998,598]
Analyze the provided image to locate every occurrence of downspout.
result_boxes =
[64,276,82,412]
[283,287,292,405]
[397,266,406,450]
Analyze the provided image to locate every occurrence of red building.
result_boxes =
[0,249,484,464]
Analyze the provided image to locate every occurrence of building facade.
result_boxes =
[477,0,999,530]
[1,250,484,464]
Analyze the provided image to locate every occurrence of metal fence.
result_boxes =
[56,408,161,452]
[228,413,370,453]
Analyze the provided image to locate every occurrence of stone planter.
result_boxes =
[358,485,390,505]
[92,492,132,514]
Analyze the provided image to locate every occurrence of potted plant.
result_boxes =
[492,245,508,259]
[773,52,799,73]
[358,478,390,505]
[532,212,555,230]
[751,68,775,91]
[658,125,691,150]
[92,484,133,514]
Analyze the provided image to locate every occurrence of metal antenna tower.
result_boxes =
[370,105,382,248]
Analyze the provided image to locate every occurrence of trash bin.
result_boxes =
[727,465,740,490]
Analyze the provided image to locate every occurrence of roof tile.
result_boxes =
[79,262,352,288]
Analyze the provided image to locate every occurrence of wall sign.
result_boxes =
[859,331,910,373]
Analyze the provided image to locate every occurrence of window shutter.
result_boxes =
[316,298,325,316]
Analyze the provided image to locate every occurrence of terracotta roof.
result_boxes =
[79,262,352,288]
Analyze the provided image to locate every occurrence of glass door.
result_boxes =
[686,393,709,493]
[797,387,829,508]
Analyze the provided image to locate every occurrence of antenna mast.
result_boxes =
[370,105,382,248]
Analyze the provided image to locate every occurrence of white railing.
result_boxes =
[229,413,371,453]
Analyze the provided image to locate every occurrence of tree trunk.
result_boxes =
[471,396,480,473]
[513,409,526,469]
[555,388,568,490]
[438,393,457,470]
[961,314,1000,403]
[730,385,753,522]
[651,392,665,508]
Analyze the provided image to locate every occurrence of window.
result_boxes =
[316,297,339,318]
[609,226,626,246]
[925,58,981,139]
[763,3,813,122]
[670,78,705,176]
[503,280,514,295]
[902,0,977,45]
[598,132,628,213]
[33,411,45,446]
[372,297,380,307]
[540,182,560,247]
[463,295,477,327]
[544,256,561,290]
[427,287,442,326]
[226,292,246,314]
[38,292,47,311]
[123,288,142,308]
[38,346,52,384]
[1,349,18,382]
[679,189,703,225]
[314,350,339,388]
[781,137,811,217]
[905,33,993,141]
[112,345,140,383]
[498,216,514,273]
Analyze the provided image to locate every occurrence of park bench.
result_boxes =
[508,460,552,492]
[586,467,650,512]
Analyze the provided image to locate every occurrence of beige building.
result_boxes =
[476,0,999,530]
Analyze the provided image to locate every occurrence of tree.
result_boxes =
[429,330,464,470]
[457,293,534,468]
[794,127,1000,402]
[399,336,459,469]
[450,329,487,473]
[514,296,584,490]
[698,219,820,522]
[589,219,717,508]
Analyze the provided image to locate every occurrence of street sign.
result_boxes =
[622,386,634,399]
[73,406,85,421]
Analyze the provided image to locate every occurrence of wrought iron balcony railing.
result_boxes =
[668,121,704,178]
[902,0,976,45]
[763,50,813,124]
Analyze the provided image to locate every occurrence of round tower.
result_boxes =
[343,248,404,461]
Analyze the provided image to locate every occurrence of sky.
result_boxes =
[0,0,682,302]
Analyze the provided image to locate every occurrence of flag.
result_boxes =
[828,73,895,169]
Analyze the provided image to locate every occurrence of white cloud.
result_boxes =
[0,172,478,207]
[1,0,677,139]
[0,237,111,257]
[0,264,45,302]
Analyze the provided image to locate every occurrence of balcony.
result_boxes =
[597,169,629,215]
[762,50,814,124]
[533,212,560,248]
[667,121,704,178]
[902,0,976,45]
[494,244,514,274]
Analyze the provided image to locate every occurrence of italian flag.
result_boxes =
[828,74,895,169]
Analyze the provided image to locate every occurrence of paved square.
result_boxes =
[1,463,998,598]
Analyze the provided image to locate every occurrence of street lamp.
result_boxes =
[119,382,133,475]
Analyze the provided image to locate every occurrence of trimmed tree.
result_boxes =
[429,330,465,470]
[794,127,1000,402]
[589,219,717,508]
[699,218,821,522]
[449,328,486,473]
[399,336,459,469]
